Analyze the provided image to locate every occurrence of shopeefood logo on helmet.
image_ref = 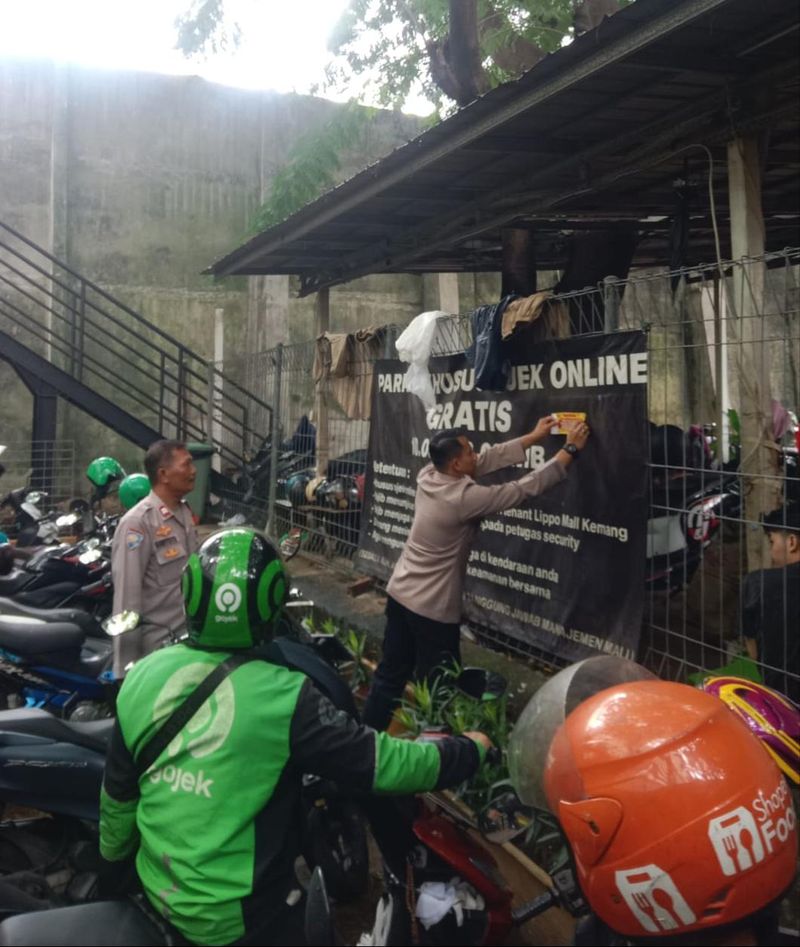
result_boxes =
[708,779,796,877]
[214,582,242,623]
[614,866,695,932]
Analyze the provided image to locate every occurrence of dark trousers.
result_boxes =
[362,595,461,731]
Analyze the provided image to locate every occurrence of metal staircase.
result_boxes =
[0,220,271,494]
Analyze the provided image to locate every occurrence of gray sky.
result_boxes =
[0,0,433,113]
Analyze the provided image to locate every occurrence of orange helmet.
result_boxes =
[545,680,797,938]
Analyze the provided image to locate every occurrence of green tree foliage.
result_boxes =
[175,0,240,56]
[325,0,583,113]
[251,101,379,233]
[176,1,629,230]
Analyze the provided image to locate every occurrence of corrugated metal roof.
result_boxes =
[207,0,799,294]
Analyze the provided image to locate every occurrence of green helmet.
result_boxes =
[182,528,287,649]
[118,473,151,510]
[86,456,125,488]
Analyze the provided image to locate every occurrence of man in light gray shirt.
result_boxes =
[110,440,199,677]
[363,416,590,730]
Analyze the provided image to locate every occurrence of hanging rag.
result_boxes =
[313,327,386,420]
[501,291,571,340]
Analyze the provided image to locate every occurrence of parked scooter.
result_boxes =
[0,534,113,616]
[0,595,369,919]
[0,486,63,548]
[0,608,114,718]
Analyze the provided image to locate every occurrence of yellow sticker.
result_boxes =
[551,411,587,435]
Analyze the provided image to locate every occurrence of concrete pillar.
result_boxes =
[247,275,290,353]
[437,273,460,314]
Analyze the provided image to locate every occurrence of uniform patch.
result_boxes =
[162,546,180,559]
[159,505,174,520]
[155,525,172,538]
[126,530,144,550]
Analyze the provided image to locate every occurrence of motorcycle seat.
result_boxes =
[0,899,164,946]
[0,599,103,636]
[0,571,30,597]
[0,617,84,655]
[0,707,113,753]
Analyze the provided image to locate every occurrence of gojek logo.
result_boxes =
[214,582,242,623]
[148,663,237,798]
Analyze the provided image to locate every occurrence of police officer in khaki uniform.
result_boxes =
[111,440,199,677]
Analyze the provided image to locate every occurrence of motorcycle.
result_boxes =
[216,416,317,520]
[0,866,332,945]
[0,535,113,617]
[354,668,580,946]
[0,607,114,718]
[0,486,62,548]
[645,422,799,594]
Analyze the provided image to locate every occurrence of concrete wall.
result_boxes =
[0,59,430,478]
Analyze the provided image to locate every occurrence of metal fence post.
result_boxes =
[266,343,283,537]
[603,276,620,333]
[206,362,215,444]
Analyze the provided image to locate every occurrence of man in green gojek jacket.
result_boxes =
[100,528,490,946]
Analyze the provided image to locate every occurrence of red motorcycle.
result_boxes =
[357,669,580,946]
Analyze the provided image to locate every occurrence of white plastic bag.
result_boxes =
[395,310,448,409]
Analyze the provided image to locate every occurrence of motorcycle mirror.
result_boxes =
[279,527,308,560]
[56,513,80,528]
[455,667,507,702]
[103,611,141,637]
[477,790,533,844]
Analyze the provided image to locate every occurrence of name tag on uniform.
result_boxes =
[155,525,172,538]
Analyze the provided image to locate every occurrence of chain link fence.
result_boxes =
[218,250,799,696]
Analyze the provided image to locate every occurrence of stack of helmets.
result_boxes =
[284,471,313,508]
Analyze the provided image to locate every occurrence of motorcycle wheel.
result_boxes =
[304,799,369,902]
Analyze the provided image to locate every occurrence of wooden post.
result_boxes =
[314,288,330,478]
[727,136,780,571]
[501,228,536,298]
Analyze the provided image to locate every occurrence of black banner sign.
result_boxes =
[357,330,649,663]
